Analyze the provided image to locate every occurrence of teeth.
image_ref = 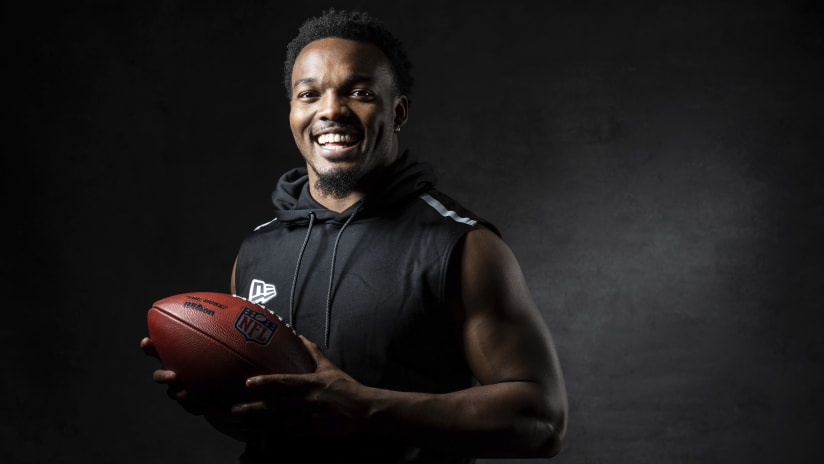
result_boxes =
[317,133,355,145]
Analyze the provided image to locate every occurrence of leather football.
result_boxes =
[146,291,315,407]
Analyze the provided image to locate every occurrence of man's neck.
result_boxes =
[309,187,365,213]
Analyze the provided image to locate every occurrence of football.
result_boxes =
[146,291,315,407]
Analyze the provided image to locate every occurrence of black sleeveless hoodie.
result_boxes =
[233,151,497,463]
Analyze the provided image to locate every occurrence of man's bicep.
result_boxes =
[457,227,559,386]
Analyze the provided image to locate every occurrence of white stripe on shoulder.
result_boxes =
[419,194,478,226]
[253,217,278,231]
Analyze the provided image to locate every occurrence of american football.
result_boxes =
[146,291,315,407]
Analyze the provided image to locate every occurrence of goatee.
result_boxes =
[314,167,360,199]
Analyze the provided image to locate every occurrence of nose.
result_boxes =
[317,91,349,121]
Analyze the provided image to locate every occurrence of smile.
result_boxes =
[316,132,360,150]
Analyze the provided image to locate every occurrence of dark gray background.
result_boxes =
[5,0,823,463]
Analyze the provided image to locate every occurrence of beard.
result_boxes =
[313,166,361,199]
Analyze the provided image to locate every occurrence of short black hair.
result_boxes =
[283,9,414,100]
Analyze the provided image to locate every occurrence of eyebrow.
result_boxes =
[292,74,374,90]
[292,77,315,90]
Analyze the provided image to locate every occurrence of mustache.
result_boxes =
[311,123,359,136]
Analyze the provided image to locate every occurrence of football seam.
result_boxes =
[151,306,266,370]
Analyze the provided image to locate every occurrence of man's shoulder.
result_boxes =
[411,189,499,236]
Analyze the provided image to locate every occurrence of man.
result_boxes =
[141,9,567,463]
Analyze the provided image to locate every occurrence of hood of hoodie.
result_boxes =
[270,150,436,223]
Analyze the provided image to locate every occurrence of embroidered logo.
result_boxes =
[249,278,277,304]
[234,306,278,345]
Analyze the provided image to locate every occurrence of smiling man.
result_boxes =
[141,9,568,464]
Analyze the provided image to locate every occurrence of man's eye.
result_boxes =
[297,91,318,99]
[351,89,373,98]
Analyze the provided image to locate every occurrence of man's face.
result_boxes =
[289,37,408,199]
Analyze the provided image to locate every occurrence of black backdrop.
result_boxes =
[5,1,823,463]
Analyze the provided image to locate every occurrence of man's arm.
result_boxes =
[355,226,567,456]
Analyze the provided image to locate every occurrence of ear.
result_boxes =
[393,95,409,129]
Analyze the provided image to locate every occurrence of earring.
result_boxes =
[394,124,401,133]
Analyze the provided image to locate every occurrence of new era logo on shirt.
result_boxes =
[249,278,277,304]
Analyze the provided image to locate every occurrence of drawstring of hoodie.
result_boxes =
[289,211,315,328]
[286,204,362,348]
[324,203,361,348]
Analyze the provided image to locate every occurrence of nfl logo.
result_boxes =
[234,307,278,345]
